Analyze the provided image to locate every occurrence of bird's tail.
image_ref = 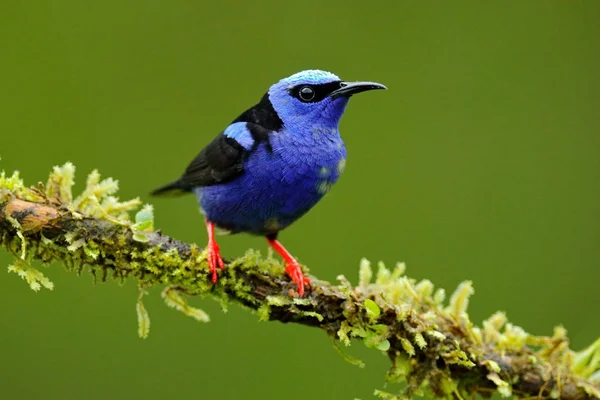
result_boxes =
[150,179,192,197]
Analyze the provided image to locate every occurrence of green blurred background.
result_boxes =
[1,1,599,399]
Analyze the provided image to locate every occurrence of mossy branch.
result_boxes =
[1,163,599,400]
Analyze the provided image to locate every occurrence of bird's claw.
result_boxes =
[207,241,225,283]
[285,262,311,296]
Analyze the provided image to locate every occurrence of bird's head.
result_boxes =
[268,70,386,131]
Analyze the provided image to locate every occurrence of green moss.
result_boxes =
[1,162,599,400]
[137,285,151,339]
[8,258,54,291]
[486,372,512,397]
[413,332,427,350]
[161,286,210,322]
[364,299,381,319]
[400,338,415,357]
[333,340,365,368]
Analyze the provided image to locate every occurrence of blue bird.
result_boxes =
[152,70,386,295]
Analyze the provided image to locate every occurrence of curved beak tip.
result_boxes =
[330,81,388,99]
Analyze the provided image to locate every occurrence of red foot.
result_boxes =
[284,261,311,296]
[206,220,225,283]
[266,237,311,296]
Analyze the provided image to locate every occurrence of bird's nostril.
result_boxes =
[339,82,347,88]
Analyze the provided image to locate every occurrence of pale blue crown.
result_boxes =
[277,69,341,88]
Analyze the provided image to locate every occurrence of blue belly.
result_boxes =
[196,134,346,236]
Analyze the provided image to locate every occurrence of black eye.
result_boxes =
[298,86,316,102]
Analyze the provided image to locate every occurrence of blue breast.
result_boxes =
[196,129,346,236]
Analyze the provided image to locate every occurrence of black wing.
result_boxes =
[181,133,246,187]
[151,91,280,196]
[151,133,246,195]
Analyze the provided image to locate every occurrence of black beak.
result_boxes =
[329,81,387,99]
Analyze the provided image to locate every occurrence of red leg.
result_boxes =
[266,237,311,296]
[205,219,225,283]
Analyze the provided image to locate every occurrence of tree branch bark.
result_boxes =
[1,165,599,400]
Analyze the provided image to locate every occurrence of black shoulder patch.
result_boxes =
[232,92,283,131]
[246,122,273,152]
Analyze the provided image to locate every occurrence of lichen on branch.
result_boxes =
[1,163,599,399]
